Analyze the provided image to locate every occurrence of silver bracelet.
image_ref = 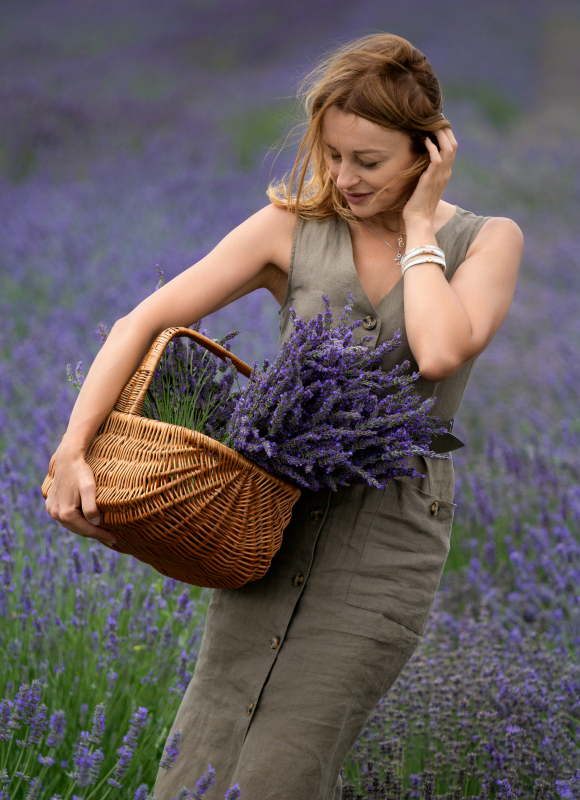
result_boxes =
[401,245,445,267]
[401,255,446,276]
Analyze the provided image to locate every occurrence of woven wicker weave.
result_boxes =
[42,327,301,589]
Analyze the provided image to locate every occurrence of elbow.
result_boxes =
[110,316,129,333]
[418,356,461,383]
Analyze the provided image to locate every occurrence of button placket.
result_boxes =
[242,489,333,739]
[310,507,324,522]
[292,571,305,587]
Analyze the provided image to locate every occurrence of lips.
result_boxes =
[342,190,372,205]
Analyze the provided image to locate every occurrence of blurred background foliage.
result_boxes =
[2,1,580,796]
[2,0,580,458]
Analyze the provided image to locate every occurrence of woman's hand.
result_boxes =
[402,127,458,227]
[45,442,117,545]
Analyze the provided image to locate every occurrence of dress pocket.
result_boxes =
[345,478,456,636]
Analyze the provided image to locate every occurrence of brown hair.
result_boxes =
[267,33,451,220]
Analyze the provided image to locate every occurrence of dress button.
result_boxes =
[246,702,254,716]
[362,315,377,330]
[270,636,281,649]
[292,572,305,587]
[429,502,440,516]
[310,507,324,522]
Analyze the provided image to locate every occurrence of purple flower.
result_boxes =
[224,784,242,799]
[122,707,148,749]
[159,730,182,771]
[28,703,48,745]
[0,700,13,741]
[496,778,517,799]
[227,295,447,491]
[24,777,42,800]
[88,702,105,744]
[107,707,148,788]
[46,710,66,749]
[107,745,133,789]
[72,730,104,787]
[122,583,134,610]
[9,681,42,730]
[141,324,242,441]
[170,651,193,698]
[133,784,150,800]
[94,322,109,348]
[193,764,214,798]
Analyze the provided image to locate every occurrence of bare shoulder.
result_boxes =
[468,216,524,256]
[230,204,296,274]
[452,215,523,308]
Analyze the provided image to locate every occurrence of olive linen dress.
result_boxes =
[154,204,491,800]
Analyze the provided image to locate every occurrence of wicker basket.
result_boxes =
[42,327,301,589]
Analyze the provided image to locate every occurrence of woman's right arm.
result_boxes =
[45,204,296,543]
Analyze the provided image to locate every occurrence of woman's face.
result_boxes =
[321,105,417,219]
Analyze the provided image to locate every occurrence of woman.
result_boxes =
[46,33,522,800]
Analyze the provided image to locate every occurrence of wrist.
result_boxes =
[58,431,90,459]
[403,217,436,239]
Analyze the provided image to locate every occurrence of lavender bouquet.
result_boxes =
[226,294,447,490]
[68,287,446,492]
[141,323,241,443]
[68,322,242,445]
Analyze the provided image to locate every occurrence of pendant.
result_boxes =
[395,251,402,264]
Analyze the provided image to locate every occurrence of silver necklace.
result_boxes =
[362,220,406,265]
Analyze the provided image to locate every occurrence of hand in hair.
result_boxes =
[402,127,458,227]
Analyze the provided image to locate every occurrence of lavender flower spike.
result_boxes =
[28,703,48,745]
[107,745,134,789]
[88,702,105,744]
[173,790,192,800]
[72,731,104,787]
[159,730,182,770]
[24,777,42,800]
[224,784,242,800]
[193,764,215,798]
[122,706,148,749]
[0,700,13,741]
[46,710,66,749]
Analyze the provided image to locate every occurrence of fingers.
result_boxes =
[433,127,458,156]
[79,478,100,527]
[45,452,117,545]
[424,136,443,165]
[50,504,116,544]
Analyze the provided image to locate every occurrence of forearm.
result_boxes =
[402,219,474,381]
[62,316,159,454]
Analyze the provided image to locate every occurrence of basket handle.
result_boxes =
[114,326,252,417]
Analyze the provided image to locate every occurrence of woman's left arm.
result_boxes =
[402,129,524,382]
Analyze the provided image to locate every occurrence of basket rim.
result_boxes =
[105,409,297,491]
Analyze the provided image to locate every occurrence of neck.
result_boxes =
[365,210,404,235]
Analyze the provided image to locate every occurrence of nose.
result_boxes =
[334,160,362,192]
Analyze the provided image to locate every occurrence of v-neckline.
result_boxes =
[343,205,459,313]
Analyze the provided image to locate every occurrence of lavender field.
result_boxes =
[1,1,579,797]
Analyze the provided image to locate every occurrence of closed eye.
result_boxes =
[329,154,379,169]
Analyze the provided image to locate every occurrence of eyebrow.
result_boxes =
[324,141,387,155]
